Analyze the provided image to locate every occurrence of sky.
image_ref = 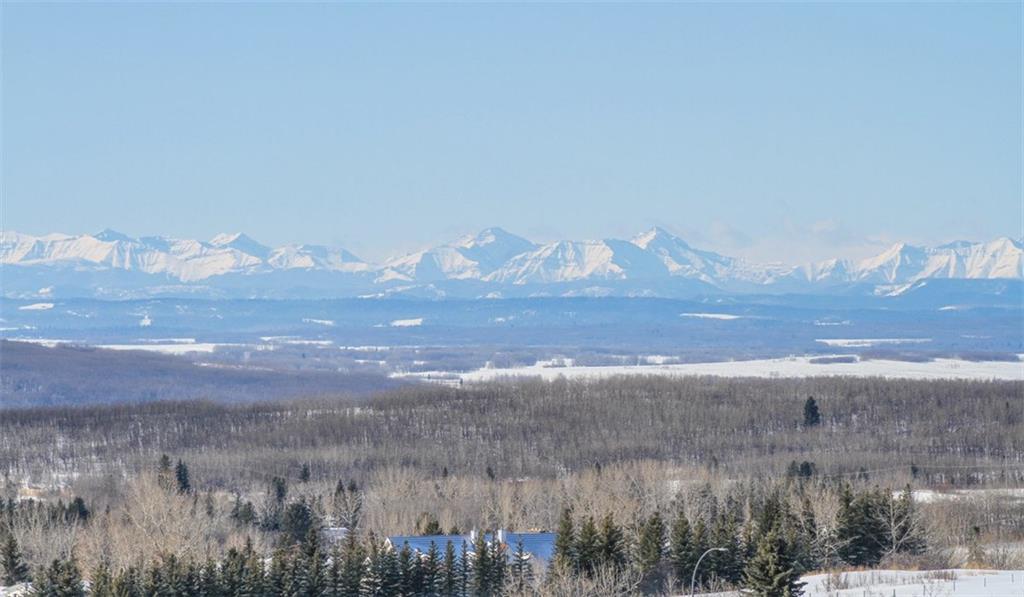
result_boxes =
[2,2,1021,264]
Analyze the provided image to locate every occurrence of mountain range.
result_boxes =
[2,227,1021,299]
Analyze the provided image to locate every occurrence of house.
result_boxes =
[386,529,557,566]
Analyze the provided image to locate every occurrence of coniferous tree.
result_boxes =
[299,463,311,483]
[597,513,627,570]
[471,532,492,596]
[457,541,471,597]
[744,529,805,597]
[112,565,143,597]
[575,516,600,576]
[421,541,441,597]
[440,540,459,597]
[296,526,327,596]
[88,561,113,597]
[488,541,507,593]
[174,460,191,494]
[32,558,85,597]
[636,511,666,590]
[803,397,821,428]
[1,532,29,586]
[551,508,576,572]
[509,540,532,592]
[339,531,366,596]
[379,544,403,597]
[669,509,696,590]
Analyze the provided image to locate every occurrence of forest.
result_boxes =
[0,375,1021,595]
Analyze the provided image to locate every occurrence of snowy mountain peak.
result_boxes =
[209,232,272,259]
[93,228,134,243]
[631,226,688,250]
[2,228,1020,297]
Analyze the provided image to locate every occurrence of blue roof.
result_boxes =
[387,532,557,564]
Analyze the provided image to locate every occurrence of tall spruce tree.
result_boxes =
[575,516,601,576]
[636,511,666,591]
[744,529,804,597]
[174,460,191,494]
[1,533,29,586]
[669,509,697,589]
[551,508,576,572]
[803,397,821,428]
[597,513,627,570]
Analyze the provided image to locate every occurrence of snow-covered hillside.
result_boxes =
[2,227,1020,298]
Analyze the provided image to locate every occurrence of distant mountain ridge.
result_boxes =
[1,227,1020,299]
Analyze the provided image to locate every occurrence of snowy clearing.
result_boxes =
[96,342,235,354]
[17,302,54,311]
[816,338,932,348]
[697,569,1024,597]
[680,312,743,320]
[302,318,335,326]
[400,355,1024,383]
[390,317,424,327]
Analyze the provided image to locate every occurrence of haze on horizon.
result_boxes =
[2,2,1020,263]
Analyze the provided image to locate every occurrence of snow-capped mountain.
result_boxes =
[381,227,535,282]
[631,227,790,286]
[2,227,1020,299]
[791,237,1023,286]
[486,238,668,284]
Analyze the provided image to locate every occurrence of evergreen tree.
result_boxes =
[281,498,316,545]
[421,541,441,597]
[31,558,85,597]
[471,532,492,596]
[637,512,666,572]
[551,508,576,572]
[157,454,174,490]
[575,516,600,576]
[296,526,327,596]
[457,541,470,597]
[88,561,113,597]
[509,540,532,592]
[416,513,443,536]
[112,565,143,597]
[1,532,30,586]
[440,540,459,597]
[339,531,366,596]
[174,460,191,494]
[803,397,821,428]
[668,510,697,589]
[597,513,627,570]
[299,463,311,483]
[379,545,402,596]
[487,541,507,593]
[744,530,805,597]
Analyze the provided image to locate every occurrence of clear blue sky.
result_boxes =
[2,2,1020,263]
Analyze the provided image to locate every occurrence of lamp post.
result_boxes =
[690,547,727,596]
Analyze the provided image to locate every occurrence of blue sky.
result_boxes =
[2,2,1020,263]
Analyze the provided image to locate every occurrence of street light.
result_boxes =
[690,547,728,596]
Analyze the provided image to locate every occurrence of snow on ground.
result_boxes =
[909,488,1024,504]
[800,568,1024,597]
[680,312,743,320]
[302,318,335,326]
[816,338,932,348]
[390,317,424,327]
[139,314,152,327]
[399,355,1024,383]
[694,569,1024,597]
[96,342,233,354]
[17,302,54,311]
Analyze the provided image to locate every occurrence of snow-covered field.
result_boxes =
[800,569,1024,597]
[401,355,1024,383]
[695,569,1024,597]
